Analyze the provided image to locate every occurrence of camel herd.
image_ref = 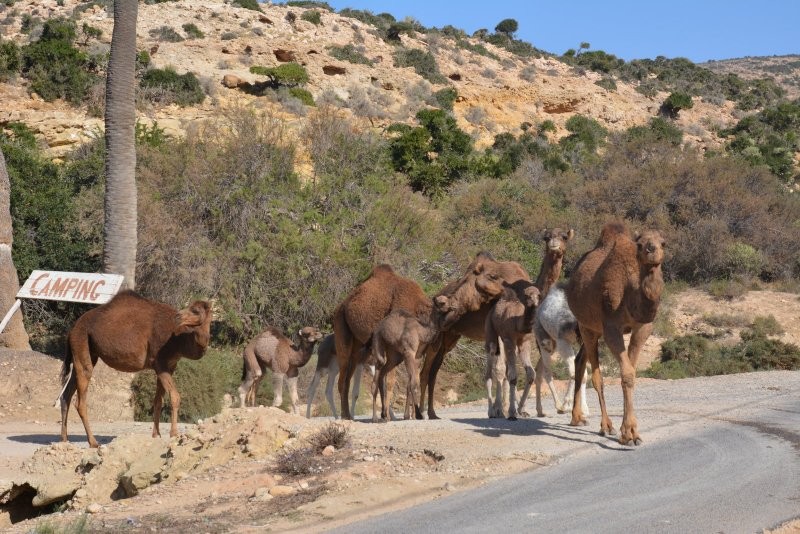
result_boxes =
[57,222,665,448]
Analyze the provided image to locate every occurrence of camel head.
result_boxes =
[472,255,506,301]
[173,300,212,336]
[522,285,541,308]
[634,230,666,267]
[542,228,574,258]
[298,326,324,344]
[433,294,461,331]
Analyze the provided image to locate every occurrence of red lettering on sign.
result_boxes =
[75,280,91,301]
[29,273,49,296]
[90,280,105,301]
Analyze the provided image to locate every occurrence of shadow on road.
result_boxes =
[6,433,117,446]
[452,417,629,450]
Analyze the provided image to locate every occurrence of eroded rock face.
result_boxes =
[322,65,346,76]
[274,49,296,62]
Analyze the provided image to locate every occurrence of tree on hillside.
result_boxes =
[0,148,30,349]
[103,0,138,289]
[495,18,518,39]
[661,91,694,119]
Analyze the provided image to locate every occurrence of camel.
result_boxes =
[238,326,323,414]
[566,222,665,445]
[534,228,574,297]
[484,283,540,420]
[418,253,531,419]
[370,295,455,422]
[532,285,590,417]
[305,334,375,419]
[333,262,483,420]
[59,291,212,448]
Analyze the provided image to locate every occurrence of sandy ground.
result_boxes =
[0,288,798,532]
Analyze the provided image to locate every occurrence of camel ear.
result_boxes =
[541,229,551,240]
[634,230,641,241]
[174,301,209,335]
[566,229,575,240]
[473,262,485,275]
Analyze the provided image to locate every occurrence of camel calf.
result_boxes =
[60,291,212,448]
[238,326,323,413]
[371,295,455,422]
[485,282,541,420]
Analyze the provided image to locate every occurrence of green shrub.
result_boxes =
[288,87,315,106]
[0,39,20,81]
[707,278,749,300]
[130,347,241,423]
[250,62,309,86]
[148,25,184,42]
[220,31,237,41]
[719,332,800,371]
[140,67,205,106]
[20,18,95,103]
[661,91,694,119]
[625,117,683,146]
[232,0,261,11]
[749,315,784,337]
[327,43,372,65]
[393,48,446,84]
[338,8,394,30]
[702,313,750,328]
[182,22,204,39]
[723,242,763,277]
[287,0,332,9]
[594,77,617,91]
[136,50,151,71]
[300,10,322,25]
[456,39,500,61]
[660,335,710,363]
[433,87,457,111]
[494,18,518,38]
[569,49,624,74]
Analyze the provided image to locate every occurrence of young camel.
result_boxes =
[238,326,324,414]
[305,334,375,419]
[566,222,665,445]
[59,291,212,448]
[418,253,531,419]
[333,264,473,420]
[370,295,455,422]
[484,283,540,420]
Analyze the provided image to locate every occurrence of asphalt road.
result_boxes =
[332,371,800,534]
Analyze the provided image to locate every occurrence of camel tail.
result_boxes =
[54,342,74,407]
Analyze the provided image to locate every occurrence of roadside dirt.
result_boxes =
[0,289,798,532]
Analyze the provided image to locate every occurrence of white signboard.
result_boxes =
[17,270,125,305]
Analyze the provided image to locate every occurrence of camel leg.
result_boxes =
[306,369,323,418]
[485,339,499,418]
[504,340,520,421]
[404,349,421,420]
[384,368,397,421]
[536,346,562,416]
[350,363,364,418]
[579,328,613,436]
[376,361,393,423]
[152,378,165,438]
[422,334,457,419]
[515,339,536,418]
[72,360,98,448]
[238,365,262,408]
[534,357,546,417]
[371,362,383,423]
[558,338,590,416]
[614,323,652,446]
[60,371,77,443]
[286,376,299,415]
[156,370,181,438]
[272,373,285,410]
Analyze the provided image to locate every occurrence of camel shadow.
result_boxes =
[6,434,117,446]
[452,417,630,451]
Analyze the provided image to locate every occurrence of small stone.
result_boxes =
[444,482,455,492]
[74,489,87,499]
[363,456,374,462]
[298,481,309,489]
[321,445,335,457]
[269,485,296,497]
[252,487,270,499]
[86,503,103,514]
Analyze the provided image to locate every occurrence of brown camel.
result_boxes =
[59,290,212,448]
[484,283,540,419]
[370,295,455,422]
[333,263,477,420]
[418,253,531,419]
[534,228,574,297]
[566,222,665,445]
[238,326,323,413]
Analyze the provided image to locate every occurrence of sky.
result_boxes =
[324,0,800,63]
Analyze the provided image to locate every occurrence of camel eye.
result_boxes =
[661,241,667,248]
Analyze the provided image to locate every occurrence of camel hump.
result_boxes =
[597,222,630,246]
[372,264,395,276]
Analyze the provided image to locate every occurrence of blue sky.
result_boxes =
[324,0,799,63]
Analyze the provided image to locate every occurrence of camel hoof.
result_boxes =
[428,412,440,420]
[518,411,530,418]
[569,418,587,427]
[556,409,566,414]
[537,411,545,418]
[632,437,643,446]
[508,415,518,421]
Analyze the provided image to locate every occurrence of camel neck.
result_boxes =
[634,263,664,324]
[535,253,563,297]
[295,340,317,366]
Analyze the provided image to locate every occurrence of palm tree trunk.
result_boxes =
[103,0,138,290]
[0,148,30,349]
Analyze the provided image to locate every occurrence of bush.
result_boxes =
[20,18,95,103]
[661,91,694,119]
[659,335,710,363]
[249,62,309,86]
[288,87,315,106]
[327,43,372,65]
[749,315,784,337]
[595,77,617,92]
[130,348,240,423]
[494,18,518,38]
[625,117,683,146]
[300,10,322,25]
[140,67,205,106]
[182,22,204,39]
[148,25,184,42]
[232,0,261,11]
[307,422,350,451]
[287,0,332,9]
[0,39,20,81]
[433,87,457,111]
[393,48,446,84]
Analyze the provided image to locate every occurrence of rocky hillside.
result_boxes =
[0,0,744,160]
[703,55,800,100]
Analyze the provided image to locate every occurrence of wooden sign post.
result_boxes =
[0,271,125,334]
